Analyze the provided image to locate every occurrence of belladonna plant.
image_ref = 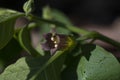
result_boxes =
[0,0,120,80]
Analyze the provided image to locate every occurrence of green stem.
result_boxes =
[95,32,120,49]
[66,25,89,35]
[30,15,120,49]
[82,31,120,49]
[30,15,88,35]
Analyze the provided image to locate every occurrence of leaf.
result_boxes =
[18,26,40,56]
[34,54,66,80]
[0,57,50,80]
[61,55,79,80]
[0,55,50,80]
[61,43,82,80]
[42,6,72,26]
[0,51,66,80]
[38,7,71,37]
[77,45,120,80]
[43,6,73,26]
[42,6,53,20]
[51,9,73,26]
[0,38,22,72]
[0,8,24,49]
[36,43,45,56]
[30,51,66,80]
[23,0,34,15]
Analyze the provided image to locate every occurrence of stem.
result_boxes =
[66,25,89,35]
[30,15,88,35]
[30,15,120,49]
[83,31,120,49]
[96,32,120,49]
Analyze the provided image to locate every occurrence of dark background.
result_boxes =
[0,0,120,25]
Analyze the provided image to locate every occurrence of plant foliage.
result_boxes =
[0,0,120,80]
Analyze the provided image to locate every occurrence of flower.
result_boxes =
[41,33,74,55]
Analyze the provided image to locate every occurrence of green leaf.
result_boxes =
[0,51,66,80]
[77,45,120,80]
[18,26,40,56]
[0,38,22,72]
[61,55,79,80]
[34,54,66,80]
[29,51,65,80]
[42,6,53,20]
[23,0,34,15]
[43,6,72,26]
[39,23,52,37]
[0,8,24,49]
[0,8,10,15]
[0,56,49,80]
[38,7,71,37]
[36,43,45,56]
[61,43,82,80]
[51,9,73,26]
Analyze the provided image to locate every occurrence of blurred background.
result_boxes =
[0,0,120,57]
[0,0,120,25]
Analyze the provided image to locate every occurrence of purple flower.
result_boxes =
[41,33,69,55]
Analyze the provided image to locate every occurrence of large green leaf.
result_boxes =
[0,51,66,80]
[0,56,49,80]
[0,8,24,49]
[77,45,120,80]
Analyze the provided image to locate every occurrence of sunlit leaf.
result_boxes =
[0,51,66,80]
[77,45,120,80]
